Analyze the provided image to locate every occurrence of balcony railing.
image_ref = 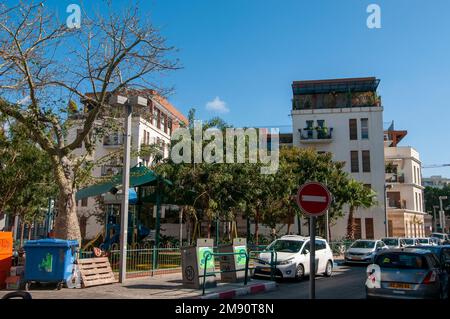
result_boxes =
[385,173,405,183]
[387,199,407,209]
[101,165,123,176]
[103,134,123,146]
[299,128,333,143]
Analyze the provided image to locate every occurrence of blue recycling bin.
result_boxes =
[24,239,79,289]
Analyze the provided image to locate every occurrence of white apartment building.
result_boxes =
[422,175,450,189]
[384,126,427,237]
[290,77,386,240]
[69,90,188,240]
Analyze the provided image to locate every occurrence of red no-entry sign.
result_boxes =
[296,182,331,217]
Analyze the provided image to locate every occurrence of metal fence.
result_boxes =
[78,240,353,279]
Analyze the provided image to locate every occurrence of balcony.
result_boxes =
[385,173,405,183]
[103,134,123,147]
[299,127,333,144]
[101,165,123,176]
[387,199,407,210]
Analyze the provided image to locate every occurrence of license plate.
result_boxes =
[389,282,411,289]
[351,256,361,260]
[260,268,272,272]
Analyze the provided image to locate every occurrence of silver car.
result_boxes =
[381,237,404,249]
[344,240,388,264]
[366,249,449,299]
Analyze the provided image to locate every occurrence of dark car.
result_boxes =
[366,249,448,299]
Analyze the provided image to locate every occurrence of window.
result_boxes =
[365,218,374,239]
[415,193,419,211]
[161,113,166,133]
[361,118,369,139]
[349,119,357,140]
[375,253,429,269]
[414,166,417,184]
[157,109,161,129]
[350,151,359,173]
[354,218,362,239]
[81,198,88,207]
[315,240,326,251]
[362,150,371,172]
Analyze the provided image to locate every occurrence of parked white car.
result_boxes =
[253,235,334,280]
[416,237,439,246]
[344,239,388,264]
[381,237,405,249]
[431,233,450,245]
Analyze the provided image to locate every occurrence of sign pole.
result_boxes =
[296,182,332,300]
[309,216,316,299]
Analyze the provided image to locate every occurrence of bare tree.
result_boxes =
[0,1,178,241]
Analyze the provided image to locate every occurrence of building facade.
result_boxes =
[290,77,386,240]
[384,125,427,237]
[69,90,188,240]
[422,175,450,189]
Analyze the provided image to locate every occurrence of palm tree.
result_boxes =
[345,180,378,240]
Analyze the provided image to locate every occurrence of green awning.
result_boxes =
[76,165,171,200]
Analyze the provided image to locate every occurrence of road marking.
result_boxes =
[301,195,327,203]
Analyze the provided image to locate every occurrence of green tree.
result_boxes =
[0,2,178,241]
[345,179,378,240]
[0,117,57,242]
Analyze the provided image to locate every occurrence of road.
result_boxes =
[240,263,368,299]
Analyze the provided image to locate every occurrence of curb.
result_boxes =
[198,281,277,299]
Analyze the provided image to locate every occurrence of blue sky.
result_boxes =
[5,0,450,177]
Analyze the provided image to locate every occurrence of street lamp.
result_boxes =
[110,94,147,284]
[439,196,447,232]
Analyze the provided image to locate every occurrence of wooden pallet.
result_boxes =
[77,257,118,288]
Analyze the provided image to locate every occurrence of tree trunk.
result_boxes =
[255,210,259,246]
[54,186,81,242]
[20,222,25,247]
[346,206,356,240]
[51,156,81,243]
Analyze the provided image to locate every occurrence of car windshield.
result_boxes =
[417,238,429,244]
[350,240,375,249]
[376,253,429,269]
[267,240,304,253]
[382,238,398,246]
[403,239,415,245]
[432,234,444,239]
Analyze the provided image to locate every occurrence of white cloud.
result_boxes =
[205,96,229,113]
[16,95,31,105]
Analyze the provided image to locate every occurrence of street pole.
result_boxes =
[325,210,329,242]
[439,196,447,232]
[433,206,438,232]
[153,177,162,271]
[119,100,132,284]
[309,216,316,299]
[384,185,389,237]
[216,218,220,247]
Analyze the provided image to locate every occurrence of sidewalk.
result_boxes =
[0,273,277,299]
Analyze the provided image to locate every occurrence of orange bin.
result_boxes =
[0,232,13,289]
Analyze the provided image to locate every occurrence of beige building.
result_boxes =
[384,124,427,237]
[69,90,188,240]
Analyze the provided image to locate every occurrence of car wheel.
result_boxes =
[295,264,305,281]
[324,260,333,277]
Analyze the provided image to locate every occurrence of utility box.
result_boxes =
[218,238,248,283]
[0,232,13,289]
[181,238,216,289]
